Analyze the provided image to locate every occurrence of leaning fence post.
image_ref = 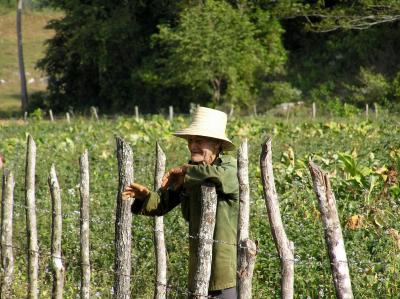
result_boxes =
[237,139,257,298]
[114,137,134,299]
[25,134,39,299]
[308,162,354,299]
[260,137,294,299]
[90,106,99,121]
[153,143,167,299]
[49,109,54,122]
[1,170,15,298]
[192,184,217,299]
[79,150,91,299]
[48,165,65,299]
[168,106,174,122]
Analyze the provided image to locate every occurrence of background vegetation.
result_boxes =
[1,0,400,115]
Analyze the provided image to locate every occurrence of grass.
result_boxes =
[0,8,63,116]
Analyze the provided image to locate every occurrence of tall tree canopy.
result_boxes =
[146,0,286,107]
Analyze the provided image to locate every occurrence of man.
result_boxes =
[123,107,239,298]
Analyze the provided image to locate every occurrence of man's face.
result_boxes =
[187,136,221,165]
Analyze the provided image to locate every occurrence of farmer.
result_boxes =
[123,107,239,298]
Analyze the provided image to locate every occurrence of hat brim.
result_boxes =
[173,132,235,151]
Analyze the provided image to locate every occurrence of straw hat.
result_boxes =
[173,107,235,151]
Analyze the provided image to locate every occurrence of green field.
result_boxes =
[0,114,399,298]
[0,9,62,116]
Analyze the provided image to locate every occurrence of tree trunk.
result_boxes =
[1,170,15,298]
[192,184,217,299]
[308,162,354,299]
[48,165,65,299]
[153,143,167,299]
[211,78,221,103]
[25,134,39,299]
[17,0,28,111]
[114,137,134,299]
[79,150,91,299]
[237,139,257,299]
[260,137,294,299]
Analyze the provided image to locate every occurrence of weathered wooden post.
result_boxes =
[153,143,167,299]
[253,104,257,117]
[49,109,54,122]
[168,106,174,122]
[66,112,70,124]
[312,102,316,119]
[24,111,28,121]
[260,137,294,299]
[1,170,15,298]
[79,150,91,299]
[373,102,378,118]
[237,139,257,298]
[308,162,353,299]
[365,104,369,119]
[134,106,139,121]
[90,106,99,121]
[48,164,65,299]
[114,137,134,299]
[25,134,39,299]
[192,184,217,299]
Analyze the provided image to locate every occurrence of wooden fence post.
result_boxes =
[260,137,294,299]
[365,104,369,119]
[169,106,174,122]
[114,137,134,299]
[25,134,39,299]
[237,139,257,298]
[308,162,354,299]
[66,112,70,124]
[90,106,99,121]
[24,111,28,121]
[134,106,139,121]
[153,143,167,299]
[79,150,91,299]
[373,102,378,118]
[48,164,65,299]
[312,102,316,119]
[1,170,15,298]
[49,109,54,122]
[192,184,217,299]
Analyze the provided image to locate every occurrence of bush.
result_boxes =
[346,68,390,106]
[259,81,302,108]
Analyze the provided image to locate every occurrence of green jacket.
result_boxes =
[131,155,239,291]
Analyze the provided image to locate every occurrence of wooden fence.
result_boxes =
[0,134,354,299]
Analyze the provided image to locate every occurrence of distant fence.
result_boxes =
[15,101,386,123]
[1,132,358,298]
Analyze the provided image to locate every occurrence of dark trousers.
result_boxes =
[208,287,237,299]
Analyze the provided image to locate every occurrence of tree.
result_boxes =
[148,0,286,107]
[17,0,28,112]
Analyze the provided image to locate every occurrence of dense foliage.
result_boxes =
[4,0,400,113]
[0,113,399,298]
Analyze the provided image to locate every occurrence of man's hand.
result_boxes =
[161,165,188,191]
[122,183,150,200]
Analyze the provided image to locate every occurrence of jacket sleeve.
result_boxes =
[131,188,182,216]
[184,157,238,198]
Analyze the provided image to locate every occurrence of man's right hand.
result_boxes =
[122,183,150,200]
